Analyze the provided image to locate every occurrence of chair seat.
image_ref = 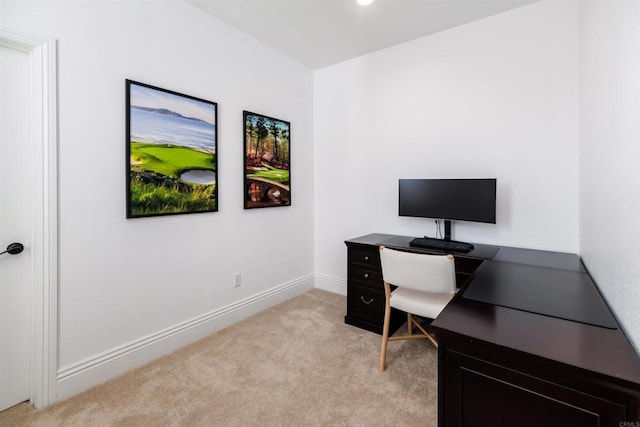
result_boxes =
[391,288,455,320]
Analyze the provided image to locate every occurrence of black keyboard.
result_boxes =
[409,237,474,253]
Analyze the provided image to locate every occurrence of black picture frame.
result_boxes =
[243,111,291,209]
[126,80,218,218]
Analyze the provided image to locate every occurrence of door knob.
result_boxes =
[0,242,24,256]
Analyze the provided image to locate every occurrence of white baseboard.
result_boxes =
[54,274,314,402]
[314,273,346,296]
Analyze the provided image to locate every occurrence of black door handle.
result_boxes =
[0,242,24,256]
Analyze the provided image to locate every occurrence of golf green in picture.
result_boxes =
[243,111,290,209]
[126,80,218,218]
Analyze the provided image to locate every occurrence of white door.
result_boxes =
[0,42,32,412]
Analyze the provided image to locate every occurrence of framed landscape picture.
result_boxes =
[243,111,291,209]
[126,80,218,218]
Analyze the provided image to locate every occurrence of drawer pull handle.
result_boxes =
[364,273,369,278]
[361,296,374,305]
[364,256,369,261]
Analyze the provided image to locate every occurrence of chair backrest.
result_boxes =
[379,246,456,294]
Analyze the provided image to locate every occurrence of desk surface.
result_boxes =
[380,236,613,328]
[463,261,617,329]
[492,246,585,272]
[433,292,640,386]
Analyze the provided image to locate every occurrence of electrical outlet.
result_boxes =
[233,273,241,287]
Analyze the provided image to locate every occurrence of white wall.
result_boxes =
[3,0,314,400]
[314,0,579,289]
[579,0,640,353]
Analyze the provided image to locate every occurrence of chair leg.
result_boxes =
[413,319,439,348]
[407,313,413,335]
[379,282,392,372]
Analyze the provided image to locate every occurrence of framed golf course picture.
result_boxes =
[126,80,218,218]
[243,111,290,209]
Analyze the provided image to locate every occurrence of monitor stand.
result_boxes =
[444,220,452,241]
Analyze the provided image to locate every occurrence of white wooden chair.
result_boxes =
[378,245,457,372]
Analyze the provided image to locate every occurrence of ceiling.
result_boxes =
[188,0,539,69]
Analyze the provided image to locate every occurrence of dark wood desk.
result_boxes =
[345,234,640,426]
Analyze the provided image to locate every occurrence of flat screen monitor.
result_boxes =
[399,178,496,224]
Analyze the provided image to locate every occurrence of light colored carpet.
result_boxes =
[0,289,437,426]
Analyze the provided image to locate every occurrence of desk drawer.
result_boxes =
[348,282,384,323]
[351,265,382,285]
[350,247,380,268]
